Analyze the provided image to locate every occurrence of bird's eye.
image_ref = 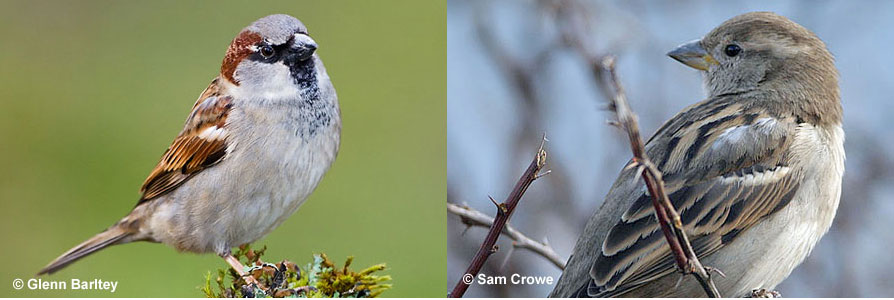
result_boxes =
[259,44,275,58]
[724,44,741,57]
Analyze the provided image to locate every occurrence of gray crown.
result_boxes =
[246,14,307,45]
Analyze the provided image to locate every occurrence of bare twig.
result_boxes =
[448,140,549,298]
[592,56,720,297]
[447,202,566,270]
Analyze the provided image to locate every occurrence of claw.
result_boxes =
[673,273,684,289]
[705,266,727,278]
[749,288,781,298]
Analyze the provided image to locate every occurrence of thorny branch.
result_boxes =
[592,56,721,298]
[447,202,566,270]
[448,138,549,298]
[544,0,720,296]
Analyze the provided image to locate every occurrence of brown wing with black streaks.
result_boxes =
[583,95,801,297]
[139,77,233,203]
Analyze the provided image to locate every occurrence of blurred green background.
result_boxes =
[0,0,445,297]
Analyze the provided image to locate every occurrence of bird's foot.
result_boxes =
[749,288,782,298]
[222,252,265,289]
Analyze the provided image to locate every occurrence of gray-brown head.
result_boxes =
[668,12,841,125]
[220,14,319,90]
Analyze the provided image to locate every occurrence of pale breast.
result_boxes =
[144,98,340,254]
[702,123,844,296]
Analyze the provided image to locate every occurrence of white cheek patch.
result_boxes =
[198,125,228,141]
[231,60,300,100]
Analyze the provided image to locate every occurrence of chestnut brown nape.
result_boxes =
[220,31,262,85]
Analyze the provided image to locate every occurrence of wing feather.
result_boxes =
[586,96,801,297]
[138,77,233,203]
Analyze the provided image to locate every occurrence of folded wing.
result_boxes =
[585,98,799,297]
[139,78,233,203]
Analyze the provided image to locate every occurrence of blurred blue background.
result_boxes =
[0,0,445,297]
[448,0,894,297]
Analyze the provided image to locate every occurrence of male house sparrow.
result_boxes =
[550,12,843,297]
[38,14,340,283]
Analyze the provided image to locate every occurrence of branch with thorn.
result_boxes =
[591,56,721,298]
[544,1,722,295]
[447,202,566,270]
[448,137,550,298]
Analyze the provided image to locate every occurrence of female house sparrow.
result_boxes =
[551,12,843,297]
[38,14,340,282]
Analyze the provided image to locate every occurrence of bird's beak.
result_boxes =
[667,39,717,71]
[291,33,318,61]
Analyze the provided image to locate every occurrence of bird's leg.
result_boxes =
[221,251,262,287]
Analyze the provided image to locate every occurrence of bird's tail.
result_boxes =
[37,225,133,275]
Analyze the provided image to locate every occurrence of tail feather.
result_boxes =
[37,226,132,275]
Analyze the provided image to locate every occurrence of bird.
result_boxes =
[550,12,843,297]
[37,14,340,284]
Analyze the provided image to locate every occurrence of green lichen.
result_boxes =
[201,245,391,298]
